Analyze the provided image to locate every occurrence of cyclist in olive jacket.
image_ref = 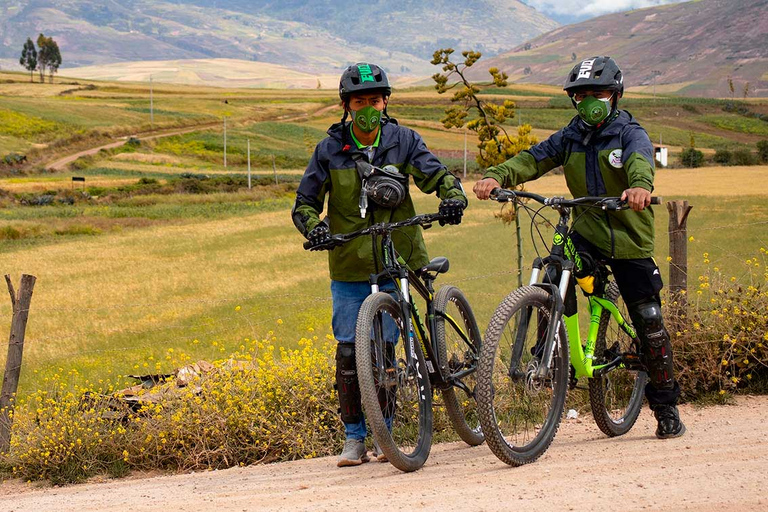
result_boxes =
[474,56,685,439]
[293,63,468,466]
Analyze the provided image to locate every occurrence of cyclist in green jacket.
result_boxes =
[293,63,468,466]
[474,56,685,439]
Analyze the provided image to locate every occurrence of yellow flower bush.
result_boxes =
[3,334,341,483]
[671,248,768,397]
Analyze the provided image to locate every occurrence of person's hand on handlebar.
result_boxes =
[473,177,500,200]
[621,187,651,212]
[438,198,466,226]
[306,224,331,251]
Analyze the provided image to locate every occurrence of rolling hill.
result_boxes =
[0,0,557,80]
[475,0,768,97]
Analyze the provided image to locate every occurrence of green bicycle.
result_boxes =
[476,189,660,466]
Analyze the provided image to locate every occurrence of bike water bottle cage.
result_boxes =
[355,160,408,217]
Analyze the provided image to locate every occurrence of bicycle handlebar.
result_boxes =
[489,188,662,210]
[303,212,445,251]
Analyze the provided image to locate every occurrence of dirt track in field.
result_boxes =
[1,395,766,512]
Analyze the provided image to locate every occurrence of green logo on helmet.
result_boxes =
[357,64,375,83]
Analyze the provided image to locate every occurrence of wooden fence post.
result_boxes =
[667,201,692,314]
[0,274,36,453]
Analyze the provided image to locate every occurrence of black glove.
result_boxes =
[306,224,331,250]
[438,198,466,226]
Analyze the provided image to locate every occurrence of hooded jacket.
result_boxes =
[293,118,467,282]
[483,111,656,259]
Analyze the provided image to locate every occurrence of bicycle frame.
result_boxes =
[367,229,477,391]
[524,203,641,381]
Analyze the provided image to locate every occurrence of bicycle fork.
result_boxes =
[508,258,571,382]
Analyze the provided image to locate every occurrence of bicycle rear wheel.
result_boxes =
[434,285,484,446]
[356,292,432,472]
[588,281,648,436]
[476,286,569,466]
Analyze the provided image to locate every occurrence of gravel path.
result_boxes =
[1,395,766,512]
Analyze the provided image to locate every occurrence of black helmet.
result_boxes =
[563,56,624,97]
[339,63,391,102]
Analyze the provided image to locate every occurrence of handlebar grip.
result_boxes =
[650,196,662,205]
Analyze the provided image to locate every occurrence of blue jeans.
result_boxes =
[331,280,398,441]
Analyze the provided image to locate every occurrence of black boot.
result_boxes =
[652,404,686,439]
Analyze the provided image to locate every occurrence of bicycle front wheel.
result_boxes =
[588,281,648,437]
[434,285,484,446]
[476,286,569,466]
[356,292,432,472]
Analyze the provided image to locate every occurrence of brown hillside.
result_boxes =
[475,0,768,97]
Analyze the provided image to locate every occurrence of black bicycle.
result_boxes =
[475,189,660,466]
[306,212,483,472]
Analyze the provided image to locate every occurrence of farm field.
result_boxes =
[0,166,767,394]
[0,73,767,395]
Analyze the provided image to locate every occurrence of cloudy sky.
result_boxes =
[523,0,689,23]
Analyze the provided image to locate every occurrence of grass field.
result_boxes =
[0,74,767,396]
[0,165,767,394]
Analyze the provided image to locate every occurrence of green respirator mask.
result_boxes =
[576,95,613,126]
[351,105,382,133]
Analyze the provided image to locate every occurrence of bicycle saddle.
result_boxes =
[418,257,450,276]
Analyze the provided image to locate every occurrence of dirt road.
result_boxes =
[1,395,765,512]
[44,103,338,172]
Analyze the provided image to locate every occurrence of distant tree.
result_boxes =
[36,34,50,83]
[523,66,532,76]
[571,52,577,61]
[19,38,37,82]
[756,140,768,163]
[46,39,62,83]
[523,43,532,51]
[743,82,750,99]
[727,76,734,100]
[316,78,321,89]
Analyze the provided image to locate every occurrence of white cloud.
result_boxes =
[525,0,688,17]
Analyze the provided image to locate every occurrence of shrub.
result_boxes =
[3,335,342,483]
[757,140,768,163]
[731,149,756,166]
[713,149,732,165]
[680,148,704,168]
[670,249,768,399]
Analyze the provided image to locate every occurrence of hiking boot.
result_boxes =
[372,440,388,463]
[337,439,370,467]
[653,404,686,439]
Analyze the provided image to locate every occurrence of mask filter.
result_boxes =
[576,95,613,126]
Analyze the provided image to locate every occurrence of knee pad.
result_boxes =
[630,299,674,389]
[335,344,362,424]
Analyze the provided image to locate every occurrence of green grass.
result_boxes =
[700,115,768,137]
[0,183,765,396]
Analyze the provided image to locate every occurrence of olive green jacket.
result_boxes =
[293,119,467,281]
[484,111,656,259]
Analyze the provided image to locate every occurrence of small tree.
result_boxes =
[757,140,768,163]
[36,34,50,83]
[432,48,539,285]
[727,76,735,100]
[46,38,62,83]
[743,82,750,99]
[19,38,37,82]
